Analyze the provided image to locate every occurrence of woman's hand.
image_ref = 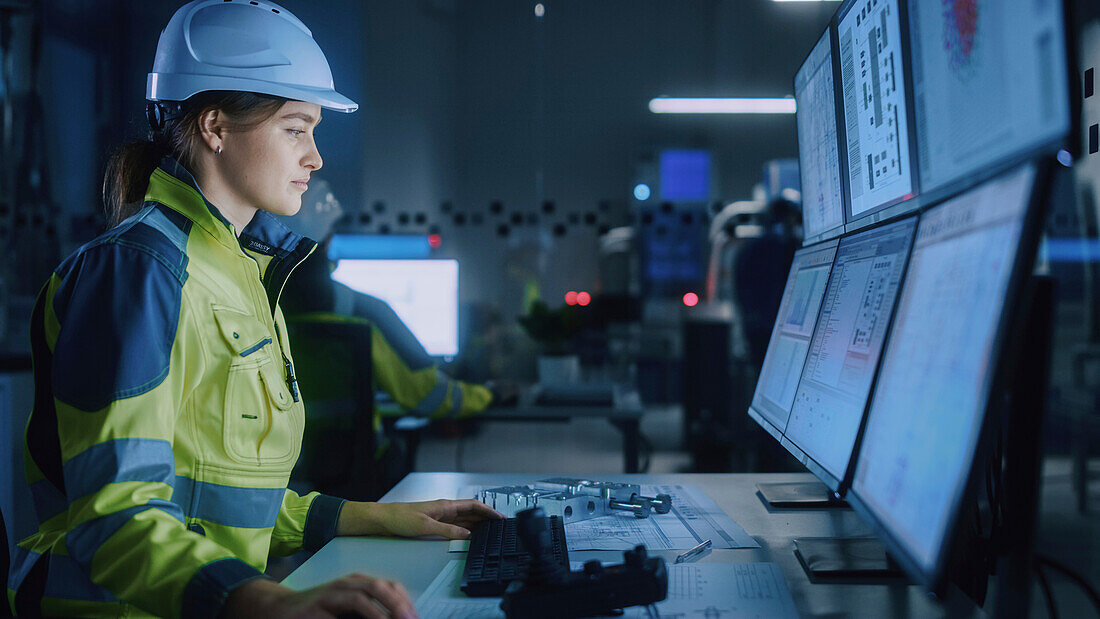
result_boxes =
[222,574,416,619]
[338,499,504,539]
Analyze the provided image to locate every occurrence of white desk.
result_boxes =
[284,472,982,617]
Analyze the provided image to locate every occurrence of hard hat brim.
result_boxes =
[147,72,359,113]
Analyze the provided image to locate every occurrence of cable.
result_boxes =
[1035,554,1100,617]
[1034,561,1060,619]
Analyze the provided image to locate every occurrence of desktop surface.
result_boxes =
[284,472,981,617]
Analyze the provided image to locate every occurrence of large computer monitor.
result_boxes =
[848,162,1040,587]
[748,239,839,438]
[908,0,1070,198]
[836,0,918,224]
[329,259,460,357]
[795,30,846,243]
[782,215,916,490]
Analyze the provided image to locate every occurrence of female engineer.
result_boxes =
[9,1,501,617]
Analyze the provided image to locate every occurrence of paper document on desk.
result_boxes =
[416,560,798,618]
[458,484,758,550]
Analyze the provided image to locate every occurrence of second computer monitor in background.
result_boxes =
[783,216,916,489]
[849,163,1040,587]
[330,259,460,357]
[795,30,845,243]
[836,0,917,224]
[748,240,839,437]
[907,0,1070,198]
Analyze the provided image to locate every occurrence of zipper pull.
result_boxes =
[284,356,300,402]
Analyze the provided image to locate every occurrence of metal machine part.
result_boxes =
[478,479,674,524]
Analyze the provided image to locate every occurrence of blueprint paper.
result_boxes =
[459,484,758,550]
[416,560,798,618]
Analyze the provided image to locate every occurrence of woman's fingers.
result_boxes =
[319,589,387,619]
[333,574,417,619]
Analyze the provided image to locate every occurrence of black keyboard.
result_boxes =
[460,516,570,597]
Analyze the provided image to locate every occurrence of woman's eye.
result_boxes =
[289,129,305,137]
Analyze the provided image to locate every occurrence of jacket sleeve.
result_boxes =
[47,244,267,619]
[269,489,346,556]
[369,324,493,417]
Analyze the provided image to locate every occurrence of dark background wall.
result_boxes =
[28,0,836,317]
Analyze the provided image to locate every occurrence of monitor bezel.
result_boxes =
[779,213,920,494]
[794,27,847,245]
[834,0,922,226]
[842,158,1055,593]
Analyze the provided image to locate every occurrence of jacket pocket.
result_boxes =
[213,306,300,468]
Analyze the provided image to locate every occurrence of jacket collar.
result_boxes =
[147,157,315,259]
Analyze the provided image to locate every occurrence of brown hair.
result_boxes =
[102,91,287,227]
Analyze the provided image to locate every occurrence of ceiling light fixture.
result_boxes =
[648,97,796,114]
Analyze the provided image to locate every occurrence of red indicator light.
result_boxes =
[682,292,699,307]
[902,193,915,201]
[565,291,578,305]
[428,234,442,248]
[577,291,591,306]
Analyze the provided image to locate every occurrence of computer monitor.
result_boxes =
[848,162,1039,587]
[782,215,917,490]
[795,30,845,242]
[748,239,839,437]
[836,0,917,223]
[908,0,1069,198]
[329,259,460,357]
[659,150,712,202]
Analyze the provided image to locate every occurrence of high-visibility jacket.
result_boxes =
[9,158,344,618]
[331,285,492,418]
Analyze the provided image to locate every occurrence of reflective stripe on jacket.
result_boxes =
[11,159,344,618]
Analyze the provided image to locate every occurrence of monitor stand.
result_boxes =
[757,481,848,508]
[793,537,905,581]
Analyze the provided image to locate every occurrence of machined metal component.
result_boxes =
[478,479,677,524]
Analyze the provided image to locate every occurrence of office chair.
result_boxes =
[286,314,388,501]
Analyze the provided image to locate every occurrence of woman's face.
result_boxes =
[219,101,324,217]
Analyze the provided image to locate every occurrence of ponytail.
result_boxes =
[102,91,288,228]
[102,138,171,227]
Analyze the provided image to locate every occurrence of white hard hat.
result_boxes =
[147,0,358,113]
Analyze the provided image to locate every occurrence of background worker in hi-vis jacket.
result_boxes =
[10,1,501,617]
[277,180,515,421]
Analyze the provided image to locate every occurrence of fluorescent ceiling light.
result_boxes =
[648,97,796,114]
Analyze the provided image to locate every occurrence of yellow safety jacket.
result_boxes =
[331,286,492,419]
[9,158,344,618]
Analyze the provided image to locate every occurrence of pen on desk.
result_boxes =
[674,539,712,563]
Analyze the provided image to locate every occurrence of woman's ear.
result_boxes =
[198,108,225,155]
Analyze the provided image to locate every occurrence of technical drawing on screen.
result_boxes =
[849,163,1038,583]
[783,216,917,488]
[796,30,845,241]
[838,0,914,220]
[749,239,839,437]
[907,0,1069,196]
